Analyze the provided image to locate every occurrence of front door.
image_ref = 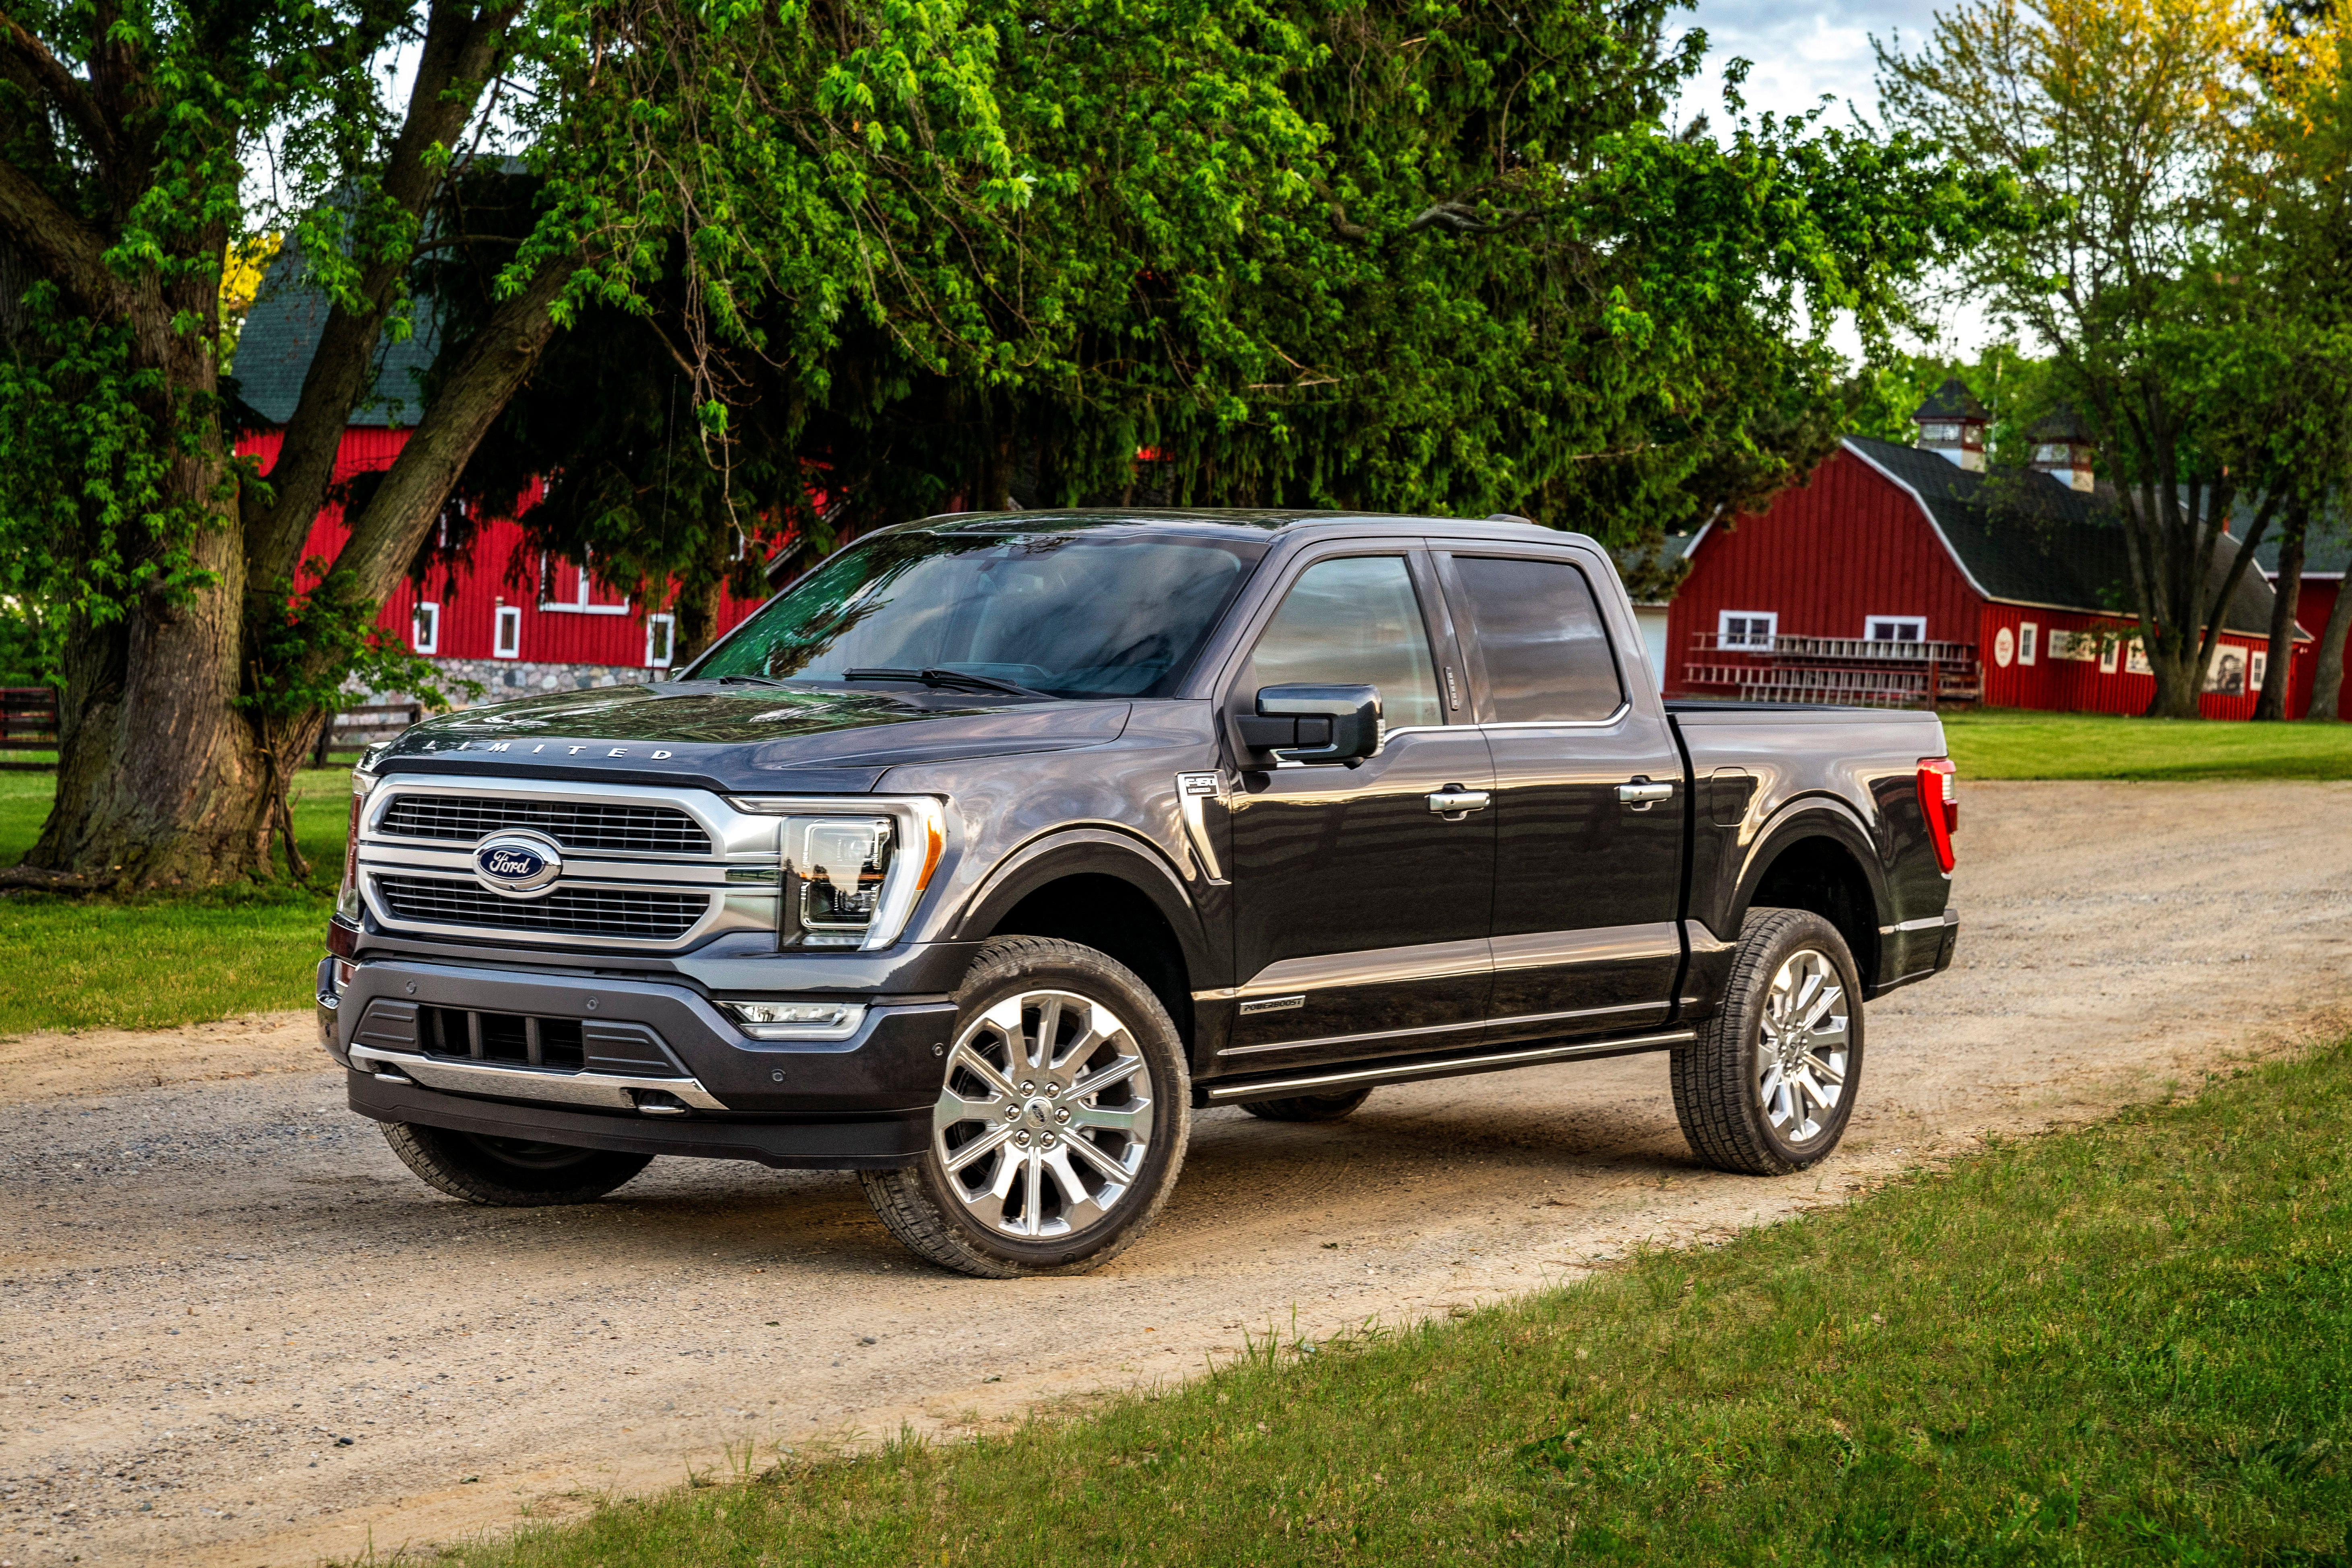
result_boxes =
[1435,546,1686,1045]
[1220,550,1496,1071]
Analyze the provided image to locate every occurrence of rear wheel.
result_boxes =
[380,1122,653,1205]
[859,936,1190,1278]
[1241,1086,1375,1123]
[1670,908,1863,1175]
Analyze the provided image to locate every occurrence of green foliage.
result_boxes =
[373,1041,2352,1566]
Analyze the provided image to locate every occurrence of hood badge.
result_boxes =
[473,833,563,898]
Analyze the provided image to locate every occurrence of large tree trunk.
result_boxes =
[2308,571,2352,722]
[31,304,271,886]
[2257,501,2307,721]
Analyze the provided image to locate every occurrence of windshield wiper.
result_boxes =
[844,667,1056,700]
[713,673,789,687]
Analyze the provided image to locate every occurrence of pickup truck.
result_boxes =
[318,509,1960,1277]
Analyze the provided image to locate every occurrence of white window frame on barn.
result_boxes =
[645,614,676,670]
[2018,622,2039,665]
[412,601,439,655]
[1865,616,1926,643]
[494,604,522,660]
[536,550,633,616]
[1719,609,1777,649]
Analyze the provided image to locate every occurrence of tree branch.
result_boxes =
[0,11,116,166]
[0,154,118,314]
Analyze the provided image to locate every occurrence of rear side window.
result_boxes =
[1239,555,1444,729]
[1448,556,1625,723]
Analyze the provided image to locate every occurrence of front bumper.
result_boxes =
[319,954,957,1170]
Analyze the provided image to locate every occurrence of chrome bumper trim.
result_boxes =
[347,1045,729,1113]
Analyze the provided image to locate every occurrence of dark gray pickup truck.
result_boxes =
[317,509,1960,1276]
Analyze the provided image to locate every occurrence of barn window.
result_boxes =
[1865,616,1925,643]
[645,614,676,670]
[1719,610,1777,649]
[412,602,439,655]
[495,605,522,659]
[2018,622,2039,666]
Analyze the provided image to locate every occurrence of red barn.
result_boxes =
[2257,535,2351,720]
[1664,394,2301,716]
[232,270,778,707]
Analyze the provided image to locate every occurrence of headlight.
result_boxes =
[725,797,947,950]
[336,772,376,921]
[721,1000,867,1041]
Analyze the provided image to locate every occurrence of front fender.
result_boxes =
[949,826,1218,994]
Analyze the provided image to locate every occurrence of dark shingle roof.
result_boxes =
[1912,377,1988,422]
[2253,530,2352,578]
[232,241,439,428]
[2025,404,2091,444]
[1845,435,2283,637]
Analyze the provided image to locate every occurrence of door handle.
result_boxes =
[1426,785,1491,817]
[1617,780,1674,809]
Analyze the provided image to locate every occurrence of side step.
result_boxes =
[1200,1028,1694,1106]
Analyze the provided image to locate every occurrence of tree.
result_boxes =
[0,0,1022,886]
[1878,0,2352,718]
[447,1,1995,645]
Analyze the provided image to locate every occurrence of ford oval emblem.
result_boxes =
[472,833,562,896]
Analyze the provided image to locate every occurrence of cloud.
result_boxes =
[1672,0,1944,122]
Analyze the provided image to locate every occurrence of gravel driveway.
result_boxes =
[5,780,2351,1568]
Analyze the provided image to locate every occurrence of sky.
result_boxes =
[1672,0,2004,356]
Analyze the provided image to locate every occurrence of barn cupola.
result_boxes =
[2026,405,2095,492]
[1912,377,1990,472]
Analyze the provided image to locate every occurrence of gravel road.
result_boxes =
[5,780,2351,1568]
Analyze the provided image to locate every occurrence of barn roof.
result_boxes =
[2253,530,2352,579]
[1911,377,1988,422]
[231,241,441,428]
[1843,435,2286,638]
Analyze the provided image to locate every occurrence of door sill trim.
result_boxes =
[1204,1028,1694,1100]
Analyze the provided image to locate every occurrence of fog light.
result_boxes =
[721,1001,867,1041]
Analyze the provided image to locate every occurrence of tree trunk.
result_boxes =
[2257,502,2307,721]
[31,350,269,886]
[2308,571,2352,722]
[674,576,725,668]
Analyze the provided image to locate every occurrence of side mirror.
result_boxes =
[1236,684,1382,764]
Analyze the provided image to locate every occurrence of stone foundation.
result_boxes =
[352,657,656,712]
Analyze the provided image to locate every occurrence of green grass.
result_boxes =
[0,769,345,1034]
[1944,707,2352,780]
[417,1045,2352,1568]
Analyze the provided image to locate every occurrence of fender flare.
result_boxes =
[948,826,1214,995]
[1727,795,1895,947]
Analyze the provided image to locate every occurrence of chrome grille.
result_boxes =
[375,875,711,941]
[379,794,713,855]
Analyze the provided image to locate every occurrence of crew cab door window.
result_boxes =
[1237,555,1444,729]
[1444,556,1624,722]
[1220,550,1494,1068]
[1438,548,1683,1044]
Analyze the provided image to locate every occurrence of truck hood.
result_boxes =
[370,683,1134,791]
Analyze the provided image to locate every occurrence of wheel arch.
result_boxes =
[949,829,1209,1049]
[1730,799,1892,992]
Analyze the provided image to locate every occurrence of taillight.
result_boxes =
[1916,757,1957,874]
[337,773,374,918]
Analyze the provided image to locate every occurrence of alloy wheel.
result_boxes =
[932,989,1157,1240]
[1756,947,1849,1146]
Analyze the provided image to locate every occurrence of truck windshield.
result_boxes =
[688,527,1269,699]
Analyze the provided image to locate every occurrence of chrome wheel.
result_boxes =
[1758,947,1849,1146]
[932,989,1157,1240]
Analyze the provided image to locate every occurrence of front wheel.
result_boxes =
[859,936,1191,1278]
[380,1122,653,1205]
[1670,909,1863,1175]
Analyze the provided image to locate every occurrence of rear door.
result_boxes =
[1218,547,1497,1070]
[1434,544,1686,1043]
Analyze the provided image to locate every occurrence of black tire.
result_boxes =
[380,1122,653,1206]
[859,936,1191,1278]
[1241,1086,1375,1123]
[1671,908,1864,1176]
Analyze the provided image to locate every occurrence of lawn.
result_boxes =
[414,1041,2352,1568]
[1943,706,2352,780]
[0,769,346,1035]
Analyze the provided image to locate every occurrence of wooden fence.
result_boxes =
[311,702,424,766]
[0,686,56,771]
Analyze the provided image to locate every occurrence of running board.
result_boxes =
[1201,1028,1695,1103]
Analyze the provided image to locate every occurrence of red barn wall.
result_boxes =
[1973,602,2283,719]
[1664,447,1982,696]
[2285,578,2348,720]
[239,427,772,680]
